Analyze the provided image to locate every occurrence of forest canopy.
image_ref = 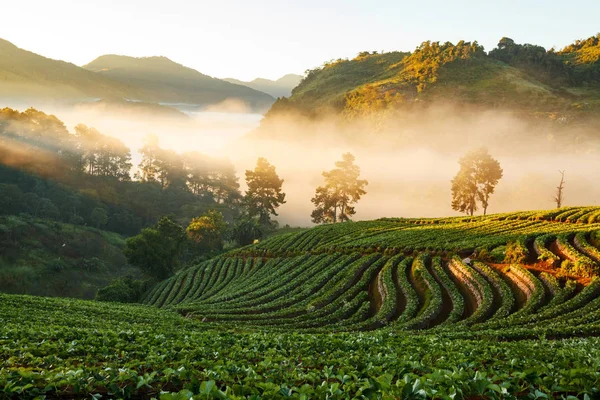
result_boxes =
[0,107,242,235]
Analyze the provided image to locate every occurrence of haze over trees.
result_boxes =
[0,107,242,236]
[256,34,600,146]
[244,158,286,225]
[451,148,503,216]
[311,153,368,224]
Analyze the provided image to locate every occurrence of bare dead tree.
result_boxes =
[554,170,565,208]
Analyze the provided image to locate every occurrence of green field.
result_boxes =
[3,206,600,398]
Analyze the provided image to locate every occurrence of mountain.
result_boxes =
[0,38,275,112]
[0,38,143,101]
[258,35,600,132]
[84,55,275,111]
[224,74,303,98]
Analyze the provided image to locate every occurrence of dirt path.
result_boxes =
[490,262,592,286]
[445,262,476,319]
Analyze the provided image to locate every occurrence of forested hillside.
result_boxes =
[0,215,135,298]
[0,107,241,234]
[0,107,249,298]
[257,35,600,140]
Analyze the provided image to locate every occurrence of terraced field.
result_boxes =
[3,206,600,399]
[143,206,600,336]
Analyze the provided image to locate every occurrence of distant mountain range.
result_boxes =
[224,74,303,98]
[0,38,274,113]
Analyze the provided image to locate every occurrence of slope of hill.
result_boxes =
[0,38,142,101]
[84,55,275,111]
[0,38,275,112]
[257,36,600,137]
[3,207,600,398]
[143,206,600,332]
[0,214,138,299]
[224,73,303,98]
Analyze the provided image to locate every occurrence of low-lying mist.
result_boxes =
[9,100,600,226]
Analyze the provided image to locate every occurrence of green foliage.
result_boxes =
[96,277,148,303]
[5,208,600,398]
[504,239,529,264]
[186,210,227,252]
[400,40,486,92]
[124,217,186,280]
[4,289,600,398]
[89,207,108,228]
[0,184,22,214]
[229,215,264,246]
[0,214,132,299]
[259,35,600,143]
[558,33,600,84]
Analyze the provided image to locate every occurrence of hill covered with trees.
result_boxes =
[0,106,294,298]
[256,34,600,141]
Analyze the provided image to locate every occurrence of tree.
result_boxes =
[136,134,161,183]
[244,158,286,225]
[311,153,368,224]
[0,184,23,215]
[554,170,566,208]
[123,216,186,280]
[74,124,131,180]
[451,148,503,216]
[229,215,264,246]
[89,207,108,228]
[186,210,227,251]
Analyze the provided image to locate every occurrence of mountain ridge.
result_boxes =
[254,35,600,141]
[223,73,303,98]
[0,38,274,112]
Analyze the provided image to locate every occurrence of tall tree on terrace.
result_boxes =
[244,157,286,225]
[311,153,368,224]
[451,148,503,216]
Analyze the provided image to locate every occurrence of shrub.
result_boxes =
[504,240,528,264]
[96,277,147,303]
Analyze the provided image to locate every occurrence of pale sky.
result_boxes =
[1,0,599,81]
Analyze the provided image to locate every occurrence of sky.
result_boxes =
[1,0,599,81]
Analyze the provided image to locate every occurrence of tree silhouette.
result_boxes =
[451,148,503,216]
[311,153,368,223]
[244,158,286,225]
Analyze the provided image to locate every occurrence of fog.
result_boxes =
[6,100,600,226]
